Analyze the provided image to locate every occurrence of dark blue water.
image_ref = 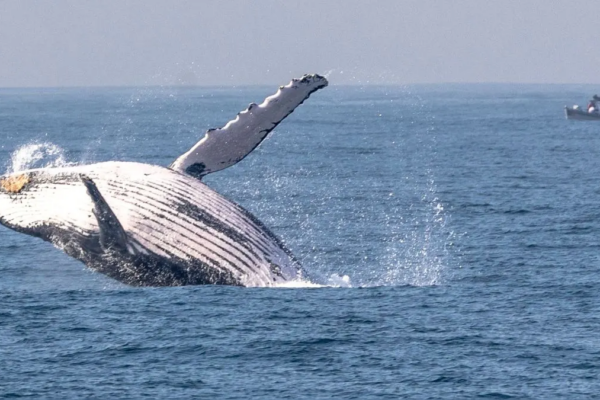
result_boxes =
[1,84,599,398]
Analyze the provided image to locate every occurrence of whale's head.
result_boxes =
[0,168,90,240]
[0,170,37,230]
[0,169,52,236]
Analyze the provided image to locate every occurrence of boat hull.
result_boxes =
[565,107,600,121]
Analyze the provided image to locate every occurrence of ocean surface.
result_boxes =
[0,83,599,398]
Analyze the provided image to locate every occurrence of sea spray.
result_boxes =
[248,88,456,288]
[379,179,453,287]
[6,142,74,174]
[374,98,455,287]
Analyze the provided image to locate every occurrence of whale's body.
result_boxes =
[0,74,328,287]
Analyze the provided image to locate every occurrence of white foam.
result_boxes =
[273,280,325,288]
[272,274,352,289]
[6,142,75,174]
[326,273,352,287]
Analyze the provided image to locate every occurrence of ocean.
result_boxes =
[0,83,599,398]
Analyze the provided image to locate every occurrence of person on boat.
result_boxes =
[588,100,597,113]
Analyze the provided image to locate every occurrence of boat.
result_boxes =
[565,105,600,121]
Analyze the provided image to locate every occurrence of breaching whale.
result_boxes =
[0,74,328,287]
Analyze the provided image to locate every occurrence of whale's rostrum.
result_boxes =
[0,74,328,287]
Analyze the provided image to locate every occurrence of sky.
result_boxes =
[0,0,598,87]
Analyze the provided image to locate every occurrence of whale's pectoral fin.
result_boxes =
[169,74,328,179]
[80,175,136,256]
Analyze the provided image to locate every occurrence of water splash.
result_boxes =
[273,274,351,288]
[6,142,75,174]
[378,181,452,287]
[369,99,454,287]
[274,280,325,288]
[289,89,454,288]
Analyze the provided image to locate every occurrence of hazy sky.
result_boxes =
[1,0,598,87]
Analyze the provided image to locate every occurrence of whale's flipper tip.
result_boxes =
[295,73,328,89]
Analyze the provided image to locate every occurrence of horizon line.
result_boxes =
[0,81,599,90]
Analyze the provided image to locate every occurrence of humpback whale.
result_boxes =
[0,74,328,287]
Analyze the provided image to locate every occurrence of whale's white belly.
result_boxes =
[1,161,299,287]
